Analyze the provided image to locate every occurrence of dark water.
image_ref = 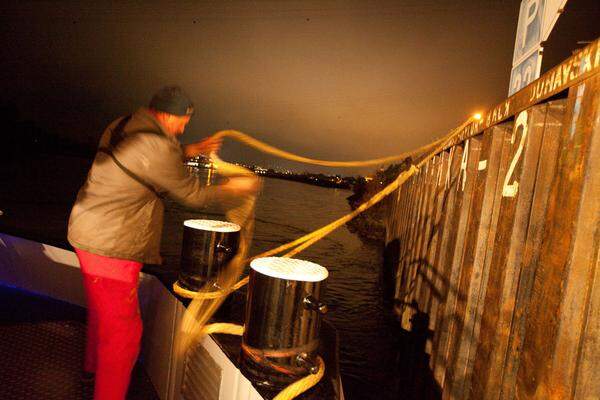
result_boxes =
[160,175,403,400]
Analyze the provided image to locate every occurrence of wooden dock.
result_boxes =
[385,38,600,399]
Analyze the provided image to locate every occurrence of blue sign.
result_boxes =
[509,0,549,95]
[513,0,545,65]
[509,47,543,95]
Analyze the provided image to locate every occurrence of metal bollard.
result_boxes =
[241,257,328,389]
[177,219,240,292]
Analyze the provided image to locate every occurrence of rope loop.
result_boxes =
[199,323,325,400]
[273,356,325,400]
[173,278,250,300]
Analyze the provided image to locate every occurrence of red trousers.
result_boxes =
[76,249,143,400]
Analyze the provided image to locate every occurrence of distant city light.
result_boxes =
[184,156,363,189]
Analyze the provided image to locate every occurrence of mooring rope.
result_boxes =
[175,116,475,400]
[223,116,473,255]
[272,357,325,400]
[173,116,474,299]
[211,128,447,168]
[216,117,473,259]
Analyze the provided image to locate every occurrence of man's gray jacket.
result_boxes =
[68,108,223,264]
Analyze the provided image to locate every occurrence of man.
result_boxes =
[68,86,256,400]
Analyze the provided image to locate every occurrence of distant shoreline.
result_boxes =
[257,171,353,190]
[189,163,357,190]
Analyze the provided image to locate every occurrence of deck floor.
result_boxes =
[0,285,159,400]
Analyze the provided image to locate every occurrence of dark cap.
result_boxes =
[149,86,194,116]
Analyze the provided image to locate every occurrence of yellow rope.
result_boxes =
[178,119,472,399]
[283,165,417,258]
[174,116,474,298]
[173,277,249,299]
[175,157,256,365]
[212,129,446,168]
[273,356,325,400]
[201,322,245,336]
[200,323,325,400]
[245,116,473,259]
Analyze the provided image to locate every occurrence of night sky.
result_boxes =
[2,1,525,174]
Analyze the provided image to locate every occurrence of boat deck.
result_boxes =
[0,284,159,400]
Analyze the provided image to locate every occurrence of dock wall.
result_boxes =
[384,39,599,399]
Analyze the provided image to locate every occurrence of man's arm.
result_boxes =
[126,134,256,208]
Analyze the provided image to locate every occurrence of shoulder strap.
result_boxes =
[109,114,133,148]
[98,115,164,198]
[98,148,163,196]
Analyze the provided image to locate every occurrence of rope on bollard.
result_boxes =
[273,356,325,400]
[200,323,325,400]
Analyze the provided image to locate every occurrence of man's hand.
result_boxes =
[220,176,260,197]
[184,136,223,158]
